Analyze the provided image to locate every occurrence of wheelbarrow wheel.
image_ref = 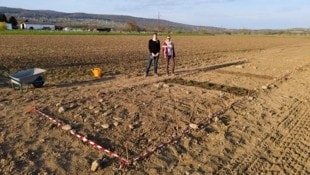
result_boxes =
[32,76,45,88]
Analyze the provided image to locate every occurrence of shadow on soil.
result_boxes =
[165,77,254,96]
[55,75,116,88]
[176,60,247,75]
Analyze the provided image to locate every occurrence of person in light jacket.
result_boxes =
[162,35,176,76]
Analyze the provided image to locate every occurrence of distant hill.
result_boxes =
[0,6,225,32]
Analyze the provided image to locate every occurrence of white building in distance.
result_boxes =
[20,22,55,30]
[5,23,12,30]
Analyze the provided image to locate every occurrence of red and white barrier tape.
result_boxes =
[132,100,240,163]
[32,107,130,169]
[30,102,242,170]
[131,65,308,164]
[28,64,309,170]
[132,127,191,163]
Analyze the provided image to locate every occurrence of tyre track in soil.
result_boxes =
[235,98,309,174]
[217,65,310,175]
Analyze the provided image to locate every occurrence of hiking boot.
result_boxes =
[154,73,159,77]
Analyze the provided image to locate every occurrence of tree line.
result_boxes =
[0,14,18,29]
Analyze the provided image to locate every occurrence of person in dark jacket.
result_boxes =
[145,32,160,77]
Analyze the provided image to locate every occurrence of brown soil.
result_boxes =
[0,35,309,174]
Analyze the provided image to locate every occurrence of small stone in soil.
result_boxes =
[101,124,110,129]
[91,160,100,172]
[58,106,65,113]
[61,124,71,131]
[189,123,198,130]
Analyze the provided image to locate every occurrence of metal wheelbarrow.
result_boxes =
[9,68,46,92]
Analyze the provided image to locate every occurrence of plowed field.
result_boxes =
[0,35,309,174]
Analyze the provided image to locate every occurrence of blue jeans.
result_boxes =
[146,54,159,75]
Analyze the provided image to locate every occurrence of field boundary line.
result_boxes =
[28,62,310,171]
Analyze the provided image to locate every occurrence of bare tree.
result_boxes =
[124,20,138,32]
[8,16,18,29]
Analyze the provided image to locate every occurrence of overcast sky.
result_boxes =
[0,0,309,29]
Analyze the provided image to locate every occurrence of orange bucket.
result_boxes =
[91,68,102,78]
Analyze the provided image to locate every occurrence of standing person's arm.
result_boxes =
[148,40,152,54]
[155,41,160,57]
[172,42,176,57]
[162,41,168,58]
